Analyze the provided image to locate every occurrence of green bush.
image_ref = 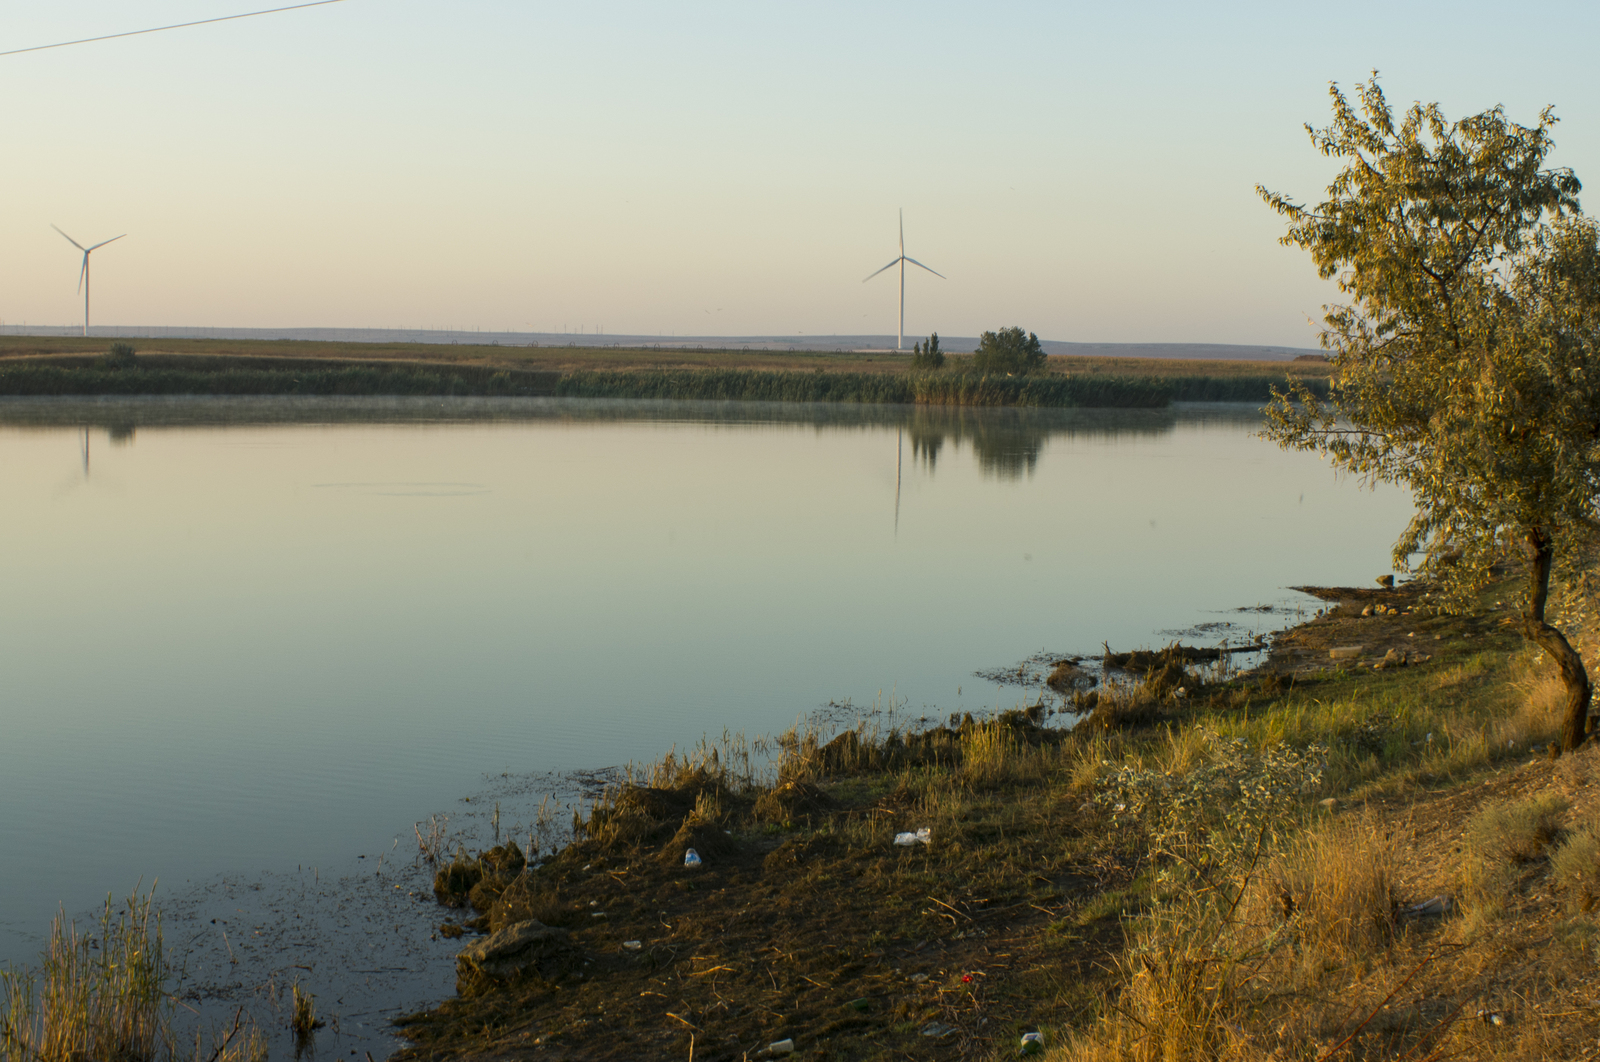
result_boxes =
[971,326,1045,375]
[99,342,137,369]
[910,333,945,370]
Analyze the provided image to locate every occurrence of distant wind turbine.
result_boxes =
[862,209,944,350]
[52,224,125,337]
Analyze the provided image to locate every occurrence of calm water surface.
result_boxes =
[0,397,1413,971]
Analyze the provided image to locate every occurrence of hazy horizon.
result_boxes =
[5,2,1599,346]
[0,322,1321,360]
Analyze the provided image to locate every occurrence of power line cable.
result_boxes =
[0,0,350,58]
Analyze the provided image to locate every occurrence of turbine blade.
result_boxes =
[862,257,902,283]
[52,224,86,251]
[77,256,87,293]
[86,234,126,252]
[904,256,946,279]
[899,209,904,254]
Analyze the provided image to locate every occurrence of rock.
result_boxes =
[1318,797,1339,810]
[1377,574,1396,589]
[1329,646,1364,660]
[1361,605,1374,617]
[1381,648,1406,668]
[455,919,578,992]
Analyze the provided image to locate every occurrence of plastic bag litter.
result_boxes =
[683,848,702,867]
[894,827,932,847]
[1021,1031,1045,1055]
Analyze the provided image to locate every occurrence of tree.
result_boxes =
[1260,73,1600,751]
[972,327,1045,374]
[911,332,945,370]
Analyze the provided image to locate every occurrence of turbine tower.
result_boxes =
[862,209,944,350]
[52,225,125,337]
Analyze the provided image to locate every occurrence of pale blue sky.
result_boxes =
[4,1,1598,344]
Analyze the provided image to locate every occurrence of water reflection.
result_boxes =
[0,393,1413,999]
[0,396,1264,481]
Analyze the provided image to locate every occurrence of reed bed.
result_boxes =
[0,349,1326,405]
[556,369,1174,407]
[0,891,264,1062]
[0,357,557,397]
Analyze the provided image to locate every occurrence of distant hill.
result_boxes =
[0,325,1321,362]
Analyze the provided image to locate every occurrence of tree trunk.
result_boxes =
[1524,529,1593,753]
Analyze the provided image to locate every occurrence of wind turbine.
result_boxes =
[862,209,944,350]
[52,225,125,337]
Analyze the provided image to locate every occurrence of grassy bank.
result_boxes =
[0,351,1327,406]
[393,577,1600,1061]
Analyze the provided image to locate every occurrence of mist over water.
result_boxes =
[0,397,1414,972]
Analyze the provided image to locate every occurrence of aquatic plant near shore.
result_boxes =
[289,980,322,1045]
[0,890,265,1062]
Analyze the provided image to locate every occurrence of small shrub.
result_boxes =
[100,342,138,368]
[1096,728,1328,877]
[1458,793,1569,932]
[1550,823,1600,912]
[910,333,945,370]
[1463,792,1568,866]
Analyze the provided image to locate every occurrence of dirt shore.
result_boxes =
[377,573,1600,1061]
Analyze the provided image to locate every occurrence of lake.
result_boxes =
[0,396,1413,1048]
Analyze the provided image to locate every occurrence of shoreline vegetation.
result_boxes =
[0,339,1333,408]
[7,574,1600,1059]
[384,575,1600,1061]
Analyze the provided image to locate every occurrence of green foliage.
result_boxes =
[910,332,944,370]
[1259,73,1600,748]
[971,327,1046,375]
[102,342,137,368]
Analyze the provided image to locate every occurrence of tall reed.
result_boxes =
[0,891,264,1062]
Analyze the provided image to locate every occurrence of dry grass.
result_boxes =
[1550,824,1600,912]
[1052,869,1265,1062]
[1457,792,1569,939]
[1249,815,1397,979]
